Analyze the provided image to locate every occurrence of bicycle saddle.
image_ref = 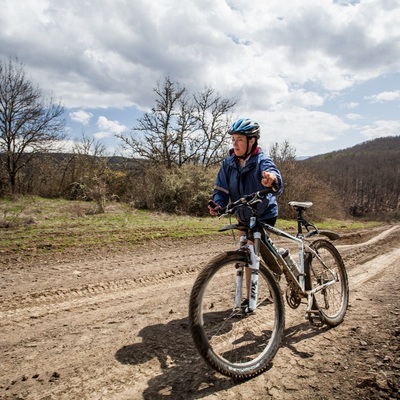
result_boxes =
[288,201,313,210]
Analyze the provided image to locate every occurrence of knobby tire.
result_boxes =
[305,239,349,326]
[189,251,285,379]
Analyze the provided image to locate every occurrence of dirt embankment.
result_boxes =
[0,224,399,399]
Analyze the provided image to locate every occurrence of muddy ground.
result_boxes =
[0,224,399,399]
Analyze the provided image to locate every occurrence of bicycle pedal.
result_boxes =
[310,318,323,327]
[306,310,324,327]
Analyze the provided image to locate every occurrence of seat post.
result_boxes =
[288,201,313,239]
[296,208,304,238]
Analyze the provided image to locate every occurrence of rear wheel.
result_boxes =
[305,240,349,326]
[189,251,285,379]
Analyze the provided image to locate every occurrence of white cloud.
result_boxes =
[93,131,112,140]
[343,102,359,109]
[365,90,400,103]
[333,0,360,5]
[69,110,93,125]
[53,138,79,154]
[96,116,127,136]
[257,107,351,156]
[2,0,399,109]
[285,89,325,108]
[361,120,400,139]
[345,113,363,120]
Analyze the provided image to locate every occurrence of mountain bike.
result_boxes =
[188,187,349,379]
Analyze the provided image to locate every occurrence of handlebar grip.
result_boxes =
[208,200,228,215]
[207,200,218,209]
[258,182,279,196]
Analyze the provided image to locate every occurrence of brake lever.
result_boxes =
[248,192,264,206]
[222,204,236,216]
[217,201,241,218]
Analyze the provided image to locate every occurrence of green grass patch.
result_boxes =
[0,197,223,256]
[275,218,381,233]
[0,196,383,258]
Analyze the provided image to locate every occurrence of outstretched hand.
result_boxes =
[261,171,277,188]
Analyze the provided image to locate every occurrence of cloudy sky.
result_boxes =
[1,0,399,156]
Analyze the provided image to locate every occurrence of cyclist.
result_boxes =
[208,117,283,307]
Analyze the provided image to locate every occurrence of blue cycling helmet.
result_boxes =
[228,118,260,139]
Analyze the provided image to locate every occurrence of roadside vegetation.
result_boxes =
[0,196,382,260]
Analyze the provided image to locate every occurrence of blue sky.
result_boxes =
[1,0,399,157]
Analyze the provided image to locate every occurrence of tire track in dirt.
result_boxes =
[0,264,200,317]
[338,225,399,250]
[0,237,237,312]
[348,247,400,287]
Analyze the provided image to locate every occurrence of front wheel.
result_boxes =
[305,240,349,326]
[189,251,285,379]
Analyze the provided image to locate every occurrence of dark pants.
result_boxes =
[262,217,277,227]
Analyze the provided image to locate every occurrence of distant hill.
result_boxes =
[305,136,400,161]
[301,136,400,218]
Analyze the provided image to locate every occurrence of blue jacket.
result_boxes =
[213,147,283,224]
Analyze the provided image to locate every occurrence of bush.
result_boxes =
[128,164,218,216]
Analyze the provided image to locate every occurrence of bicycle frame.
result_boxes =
[228,206,339,319]
[262,223,306,290]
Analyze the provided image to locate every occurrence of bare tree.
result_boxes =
[116,77,236,168]
[0,57,66,194]
[72,131,107,158]
[193,87,236,167]
[117,77,187,167]
[270,140,296,164]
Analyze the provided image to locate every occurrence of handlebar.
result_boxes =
[215,183,279,217]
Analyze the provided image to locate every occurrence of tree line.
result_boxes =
[1,57,399,221]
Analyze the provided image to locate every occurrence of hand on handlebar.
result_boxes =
[207,183,278,217]
[208,200,222,216]
[261,171,277,188]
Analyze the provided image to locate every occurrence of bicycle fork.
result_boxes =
[234,232,261,314]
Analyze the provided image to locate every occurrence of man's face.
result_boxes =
[232,134,255,158]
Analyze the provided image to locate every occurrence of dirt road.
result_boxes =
[1,224,399,399]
